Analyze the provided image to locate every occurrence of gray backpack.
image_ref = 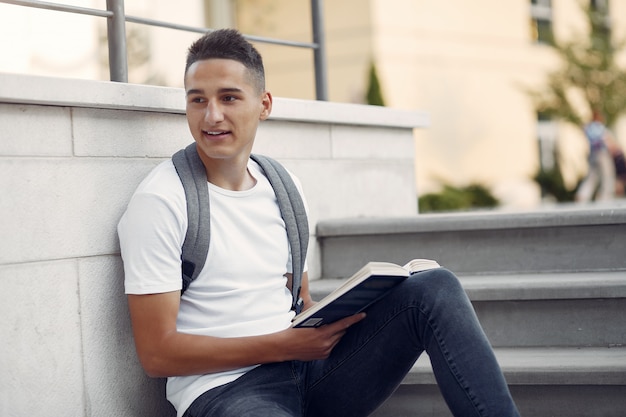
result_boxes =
[172,143,309,312]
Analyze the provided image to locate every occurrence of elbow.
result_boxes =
[143,365,167,379]
[138,352,173,378]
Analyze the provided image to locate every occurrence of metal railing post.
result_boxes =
[311,0,328,101]
[106,0,128,82]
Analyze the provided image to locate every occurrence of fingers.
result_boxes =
[330,312,367,330]
[285,313,367,361]
[316,313,367,357]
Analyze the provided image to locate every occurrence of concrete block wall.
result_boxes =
[0,73,427,417]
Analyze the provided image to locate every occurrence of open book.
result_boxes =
[292,259,440,328]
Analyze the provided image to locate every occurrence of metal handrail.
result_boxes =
[0,0,328,100]
[1,0,111,16]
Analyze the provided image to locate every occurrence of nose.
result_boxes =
[204,101,224,125]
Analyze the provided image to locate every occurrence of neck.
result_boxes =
[202,155,256,191]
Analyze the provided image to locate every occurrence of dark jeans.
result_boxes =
[183,268,521,417]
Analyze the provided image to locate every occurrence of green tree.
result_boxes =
[418,184,499,213]
[533,147,578,202]
[365,62,386,106]
[527,2,626,128]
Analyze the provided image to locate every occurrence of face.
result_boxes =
[184,59,272,165]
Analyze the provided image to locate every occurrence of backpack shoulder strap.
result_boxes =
[250,154,309,312]
[171,143,210,295]
[171,144,309,309]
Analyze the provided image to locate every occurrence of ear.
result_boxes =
[259,91,273,121]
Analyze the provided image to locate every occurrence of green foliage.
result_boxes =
[533,167,577,202]
[533,148,580,202]
[526,2,626,127]
[365,62,386,106]
[418,184,499,213]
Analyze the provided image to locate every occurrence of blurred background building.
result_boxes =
[2,0,625,209]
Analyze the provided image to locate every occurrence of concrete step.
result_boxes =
[310,270,626,302]
[316,207,626,277]
[309,270,626,347]
[314,207,626,416]
[461,271,626,348]
[371,346,626,417]
[406,346,626,385]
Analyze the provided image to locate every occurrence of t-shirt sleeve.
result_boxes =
[118,188,186,295]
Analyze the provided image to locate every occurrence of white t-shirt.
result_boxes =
[117,158,308,416]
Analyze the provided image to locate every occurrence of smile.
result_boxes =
[203,130,230,137]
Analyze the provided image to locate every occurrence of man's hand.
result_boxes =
[279,313,367,361]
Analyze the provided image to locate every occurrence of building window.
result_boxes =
[530,0,553,44]
[537,112,558,172]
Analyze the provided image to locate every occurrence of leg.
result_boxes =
[183,362,302,417]
[303,268,519,417]
[576,158,600,202]
[597,150,616,200]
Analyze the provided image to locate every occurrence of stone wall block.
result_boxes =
[79,256,174,417]
[331,125,415,160]
[73,108,191,158]
[0,158,161,264]
[0,261,84,416]
[254,120,332,158]
[0,104,72,156]
[280,159,418,224]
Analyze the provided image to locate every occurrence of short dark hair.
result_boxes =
[185,28,265,92]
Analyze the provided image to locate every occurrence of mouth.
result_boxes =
[202,129,231,139]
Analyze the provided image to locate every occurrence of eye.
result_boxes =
[222,95,237,102]
[190,96,206,103]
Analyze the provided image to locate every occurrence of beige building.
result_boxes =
[2,0,625,208]
[232,0,626,208]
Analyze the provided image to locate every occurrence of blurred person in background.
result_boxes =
[576,110,617,202]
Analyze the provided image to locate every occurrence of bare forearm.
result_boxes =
[137,314,366,378]
[140,330,289,378]
[129,293,293,378]
[128,276,365,379]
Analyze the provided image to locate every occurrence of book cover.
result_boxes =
[292,259,440,328]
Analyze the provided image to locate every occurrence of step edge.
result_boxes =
[403,347,626,386]
[316,207,626,237]
[310,271,626,301]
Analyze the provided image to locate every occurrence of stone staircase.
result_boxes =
[312,205,626,417]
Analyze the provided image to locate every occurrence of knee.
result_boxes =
[400,269,478,324]
[407,268,466,301]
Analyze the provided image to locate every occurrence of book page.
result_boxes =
[403,258,440,273]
